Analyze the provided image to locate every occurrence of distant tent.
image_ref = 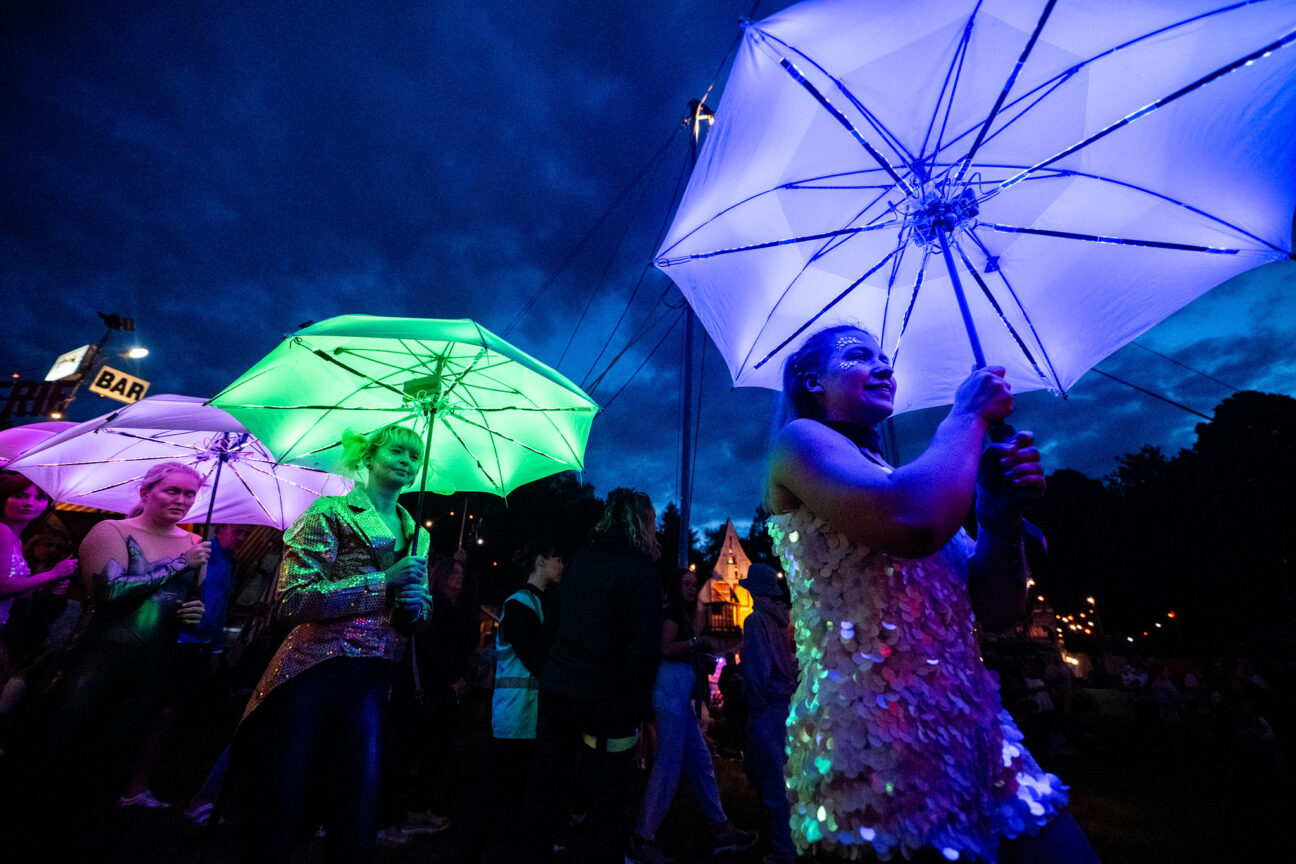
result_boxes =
[699,518,754,635]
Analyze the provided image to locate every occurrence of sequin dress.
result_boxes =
[768,507,1067,863]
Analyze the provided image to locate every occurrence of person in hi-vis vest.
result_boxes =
[455,537,563,861]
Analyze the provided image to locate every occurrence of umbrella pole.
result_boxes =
[201,456,226,540]
[457,497,469,549]
[411,406,436,554]
[936,224,986,369]
[936,225,1013,442]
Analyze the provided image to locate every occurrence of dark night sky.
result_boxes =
[3,0,1294,534]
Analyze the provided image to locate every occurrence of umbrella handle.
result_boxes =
[989,421,1015,444]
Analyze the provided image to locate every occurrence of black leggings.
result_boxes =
[235,657,389,864]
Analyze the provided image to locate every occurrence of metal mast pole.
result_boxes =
[677,99,711,571]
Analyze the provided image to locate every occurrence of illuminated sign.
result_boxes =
[46,345,93,381]
[88,365,150,404]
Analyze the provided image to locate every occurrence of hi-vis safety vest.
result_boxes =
[492,587,543,739]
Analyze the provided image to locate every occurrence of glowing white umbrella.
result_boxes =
[656,0,1296,413]
[9,395,352,529]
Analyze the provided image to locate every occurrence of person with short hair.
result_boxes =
[235,424,433,864]
[455,537,563,860]
[765,325,1099,862]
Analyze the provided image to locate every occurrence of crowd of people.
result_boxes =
[0,322,1186,864]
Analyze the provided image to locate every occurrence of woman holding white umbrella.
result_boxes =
[765,325,1099,863]
[9,462,208,852]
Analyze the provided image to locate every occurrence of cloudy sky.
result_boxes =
[3,0,1294,533]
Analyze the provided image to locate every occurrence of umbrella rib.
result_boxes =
[751,243,906,374]
[733,194,902,379]
[451,334,508,491]
[921,0,981,174]
[447,359,593,469]
[933,1,1265,183]
[657,222,901,267]
[449,414,571,464]
[971,164,1286,255]
[978,223,1242,255]
[951,238,1056,390]
[435,415,504,494]
[997,26,1296,191]
[886,244,928,367]
[299,340,409,399]
[222,462,279,525]
[965,228,1065,391]
[772,55,917,199]
[656,167,897,261]
[949,0,1058,188]
[751,26,919,173]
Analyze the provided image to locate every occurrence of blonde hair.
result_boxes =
[128,462,205,518]
[340,424,425,475]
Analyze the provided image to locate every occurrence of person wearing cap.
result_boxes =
[740,563,798,864]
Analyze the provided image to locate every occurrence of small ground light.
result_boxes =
[425,520,432,527]
[1127,637,1135,642]
[476,537,484,545]
[50,412,63,419]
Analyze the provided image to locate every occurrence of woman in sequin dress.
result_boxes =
[764,325,1100,863]
[235,424,433,864]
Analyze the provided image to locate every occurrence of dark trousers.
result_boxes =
[235,657,388,864]
[745,704,795,860]
[519,690,637,864]
[453,736,535,861]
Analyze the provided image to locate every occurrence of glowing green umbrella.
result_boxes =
[209,316,599,504]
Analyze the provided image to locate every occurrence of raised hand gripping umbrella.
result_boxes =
[208,315,599,522]
[8,395,353,529]
[656,0,1296,413]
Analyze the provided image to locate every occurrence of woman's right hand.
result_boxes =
[952,366,1014,425]
[384,555,427,589]
[183,541,212,569]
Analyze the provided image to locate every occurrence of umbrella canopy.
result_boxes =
[8,395,352,528]
[656,0,1296,413]
[209,315,599,498]
[0,421,74,469]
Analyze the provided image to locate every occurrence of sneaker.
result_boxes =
[119,789,170,809]
[377,826,411,846]
[405,809,450,832]
[185,801,215,826]
[711,822,758,855]
[627,833,675,864]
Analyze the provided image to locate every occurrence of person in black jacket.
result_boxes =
[519,488,662,864]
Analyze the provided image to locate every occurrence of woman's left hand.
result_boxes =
[977,431,1045,522]
[176,599,205,627]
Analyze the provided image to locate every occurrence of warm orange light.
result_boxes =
[1167,611,1176,619]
